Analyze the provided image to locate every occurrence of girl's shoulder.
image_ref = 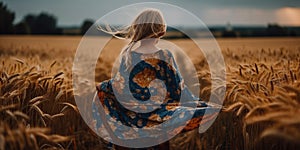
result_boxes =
[160,49,175,58]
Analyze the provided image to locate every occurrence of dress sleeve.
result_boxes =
[107,55,127,96]
[166,50,206,106]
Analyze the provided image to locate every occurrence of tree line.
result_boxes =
[0,2,93,35]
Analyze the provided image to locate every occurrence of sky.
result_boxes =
[2,0,300,27]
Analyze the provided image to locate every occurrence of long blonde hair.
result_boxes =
[98,8,166,70]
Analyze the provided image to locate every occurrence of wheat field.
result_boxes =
[0,36,300,149]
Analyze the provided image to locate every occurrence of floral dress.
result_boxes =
[92,49,220,141]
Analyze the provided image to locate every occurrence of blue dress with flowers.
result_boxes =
[92,49,220,141]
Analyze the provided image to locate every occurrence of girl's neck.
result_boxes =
[134,38,160,53]
[140,38,157,45]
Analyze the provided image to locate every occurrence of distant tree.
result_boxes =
[35,13,57,34]
[289,30,297,37]
[266,24,287,36]
[251,29,267,37]
[222,31,237,37]
[14,22,30,34]
[24,15,36,33]
[0,2,15,34]
[23,12,58,34]
[80,19,94,35]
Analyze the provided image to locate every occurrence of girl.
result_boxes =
[92,8,220,150]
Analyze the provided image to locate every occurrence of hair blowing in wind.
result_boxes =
[98,8,166,70]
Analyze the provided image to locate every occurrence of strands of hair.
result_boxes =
[98,8,166,70]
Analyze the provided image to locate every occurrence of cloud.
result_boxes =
[198,8,276,25]
[275,7,300,26]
